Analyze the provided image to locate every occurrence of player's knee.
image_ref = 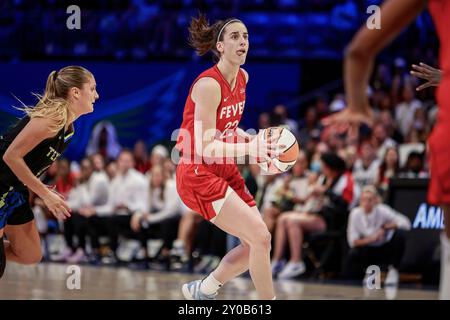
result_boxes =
[18,247,42,265]
[248,225,271,251]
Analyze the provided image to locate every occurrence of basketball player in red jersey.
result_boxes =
[175,15,282,300]
[323,0,449,299]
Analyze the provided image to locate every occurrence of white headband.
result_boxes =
[216,19,242,43]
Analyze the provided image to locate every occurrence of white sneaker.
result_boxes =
[384,266,399,287]
[278,261,306,279]
[182,279,218,300]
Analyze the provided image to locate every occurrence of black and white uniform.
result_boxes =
[0,116,73,229]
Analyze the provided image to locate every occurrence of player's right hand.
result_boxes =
[42,188,71,220]
[248,130,285,160]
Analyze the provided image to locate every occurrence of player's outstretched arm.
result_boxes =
[323,0,426,128]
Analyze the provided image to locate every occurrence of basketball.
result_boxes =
[257,126,300,175]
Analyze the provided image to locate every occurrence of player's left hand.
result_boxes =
[410,62,442,91]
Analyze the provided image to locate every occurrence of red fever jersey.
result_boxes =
[176,65,256,221]
[427,0,450,205]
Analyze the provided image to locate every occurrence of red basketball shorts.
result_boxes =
[176,163,256,221]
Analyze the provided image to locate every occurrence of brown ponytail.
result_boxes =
[188,14,242,62]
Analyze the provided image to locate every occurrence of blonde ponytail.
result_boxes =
[19,66,92,134]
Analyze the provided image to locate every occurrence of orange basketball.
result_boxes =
[258,126,300,175]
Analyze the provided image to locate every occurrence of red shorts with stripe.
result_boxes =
[428,122,450,205]
[176,162,256,221]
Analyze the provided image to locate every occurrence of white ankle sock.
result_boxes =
[173,239,184,249]
[440,233,450,300]
[200,274,222,295]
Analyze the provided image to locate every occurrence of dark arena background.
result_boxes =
[0,0,447,309]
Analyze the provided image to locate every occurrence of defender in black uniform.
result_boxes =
[0,66,99,278]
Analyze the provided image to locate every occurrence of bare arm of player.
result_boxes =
[2,117,71,219]
[192,77,278,160]
[323,0,426,127]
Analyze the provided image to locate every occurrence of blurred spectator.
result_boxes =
[372,63,392,92]
[91,153,106,172]
[163,157,176,180]
[272,104,299,136]
[378,92,394,112]
[130,165,182,263]
[372,122,397,160]
[86,121,122,161]
[395,81,423,138]
[84,150,148,263]
[58,157,109,263]
[271,152,357,279]
[352,140,380,190]
[54,159,76,198]
[399,151,427,178]
[148,144,168,174]
[329,93,346,113]
[398,129,426,169]
[298,106,321,146]
[40,161,58,185]
[309,141,329,173]
[133,139,151,174]
[105,160,118,181]
[314,95,329,120]
[375,147,400,196]
[343,185,411,285]
[258,112,271,129]
[255,174,284,213]
[171,208,203,267]
[379,110,404,144]
[338,145,358,171]
[263,152,309,235]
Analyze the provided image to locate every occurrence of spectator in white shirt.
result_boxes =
[343,185,411,285]
[395,82,423,138]
[82,150,148,263]
[130,165,182,262]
